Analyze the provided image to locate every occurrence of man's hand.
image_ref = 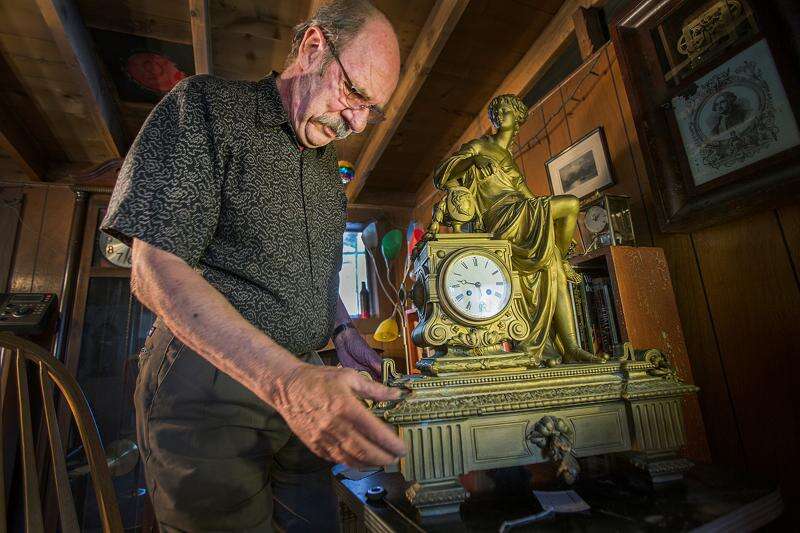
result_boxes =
[271,365,406,468]
[334,327,383,379]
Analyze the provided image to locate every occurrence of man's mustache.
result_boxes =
[313,115,352,140]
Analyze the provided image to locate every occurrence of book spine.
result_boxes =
[582,274,600,353]
[591,278,614,354]
[600,283,620,346]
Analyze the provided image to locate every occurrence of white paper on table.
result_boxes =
[533,489,591,513]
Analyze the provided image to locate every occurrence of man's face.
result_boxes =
[291,19,400,149]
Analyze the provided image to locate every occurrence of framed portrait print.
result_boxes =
[671,39,800,188]
[546,128,615,199]
[611,0,800,232]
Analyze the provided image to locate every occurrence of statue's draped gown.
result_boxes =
[433,138,564,359]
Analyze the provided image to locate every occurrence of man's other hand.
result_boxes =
[271,365,406,468]
[333,327,383,379]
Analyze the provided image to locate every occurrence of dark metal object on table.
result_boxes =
[366,485,387,503]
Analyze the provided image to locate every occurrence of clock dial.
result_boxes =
[584,205,609,233]
[443,252,511,321]
[98,232,132,268]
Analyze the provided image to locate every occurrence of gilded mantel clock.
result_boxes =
[373,95,700,519]
[410,232,532,375]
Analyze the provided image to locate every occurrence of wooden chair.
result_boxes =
[0,332,123,532]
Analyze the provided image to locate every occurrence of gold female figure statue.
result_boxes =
[433,94,602,364]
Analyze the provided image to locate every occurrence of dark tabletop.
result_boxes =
[334,463,783,532]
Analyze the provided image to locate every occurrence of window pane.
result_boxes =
[339,231,370,317]
[340,257,358,316]
[343,231,358,254]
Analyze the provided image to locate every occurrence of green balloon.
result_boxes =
[381,229,403,261]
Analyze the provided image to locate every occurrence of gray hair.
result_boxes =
[287,0,381,69]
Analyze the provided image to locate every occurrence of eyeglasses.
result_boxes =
[324,34,386,124]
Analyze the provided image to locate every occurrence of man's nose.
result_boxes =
[342,108,368,134]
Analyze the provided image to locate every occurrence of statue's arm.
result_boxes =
[433,141,481,190]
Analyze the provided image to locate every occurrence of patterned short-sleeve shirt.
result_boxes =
[102,73,347,355]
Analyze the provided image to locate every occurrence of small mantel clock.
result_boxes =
[578,192,636,253]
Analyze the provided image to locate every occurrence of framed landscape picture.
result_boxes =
[611,0,800,232]
[546,128,614,199]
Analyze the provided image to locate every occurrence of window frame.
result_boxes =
[341,221,378,319]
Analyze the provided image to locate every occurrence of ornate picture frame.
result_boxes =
[611,0,800,232]
[546,127,615,199]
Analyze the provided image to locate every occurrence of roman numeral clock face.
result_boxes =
[442,252,512,321]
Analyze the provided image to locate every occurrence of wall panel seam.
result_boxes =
[774,209,800,292]
[689,232,749,466]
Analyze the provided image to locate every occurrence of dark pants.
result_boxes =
[135,318,339,532]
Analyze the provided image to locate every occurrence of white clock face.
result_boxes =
[98,232,132,268]
[585,205,609,233]
[443,252,511,321]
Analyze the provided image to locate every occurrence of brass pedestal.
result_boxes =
[374,353,697,517]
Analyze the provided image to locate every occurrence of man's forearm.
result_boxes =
[131,239,302,404]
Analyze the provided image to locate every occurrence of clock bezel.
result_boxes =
[437,247,513,326]
[584,205,609,234]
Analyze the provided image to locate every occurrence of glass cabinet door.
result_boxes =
[65,197,155,531]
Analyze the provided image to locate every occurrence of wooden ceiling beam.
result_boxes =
[0,51,49,181]
[355,189,417,207]
[0,107,46,181]
[573,6,606,60]
[347,0,470,202]
[414,0,606,206]
[189,0,213,75]
[34,0,128,159]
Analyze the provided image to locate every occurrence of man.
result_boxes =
[101,1,405,530]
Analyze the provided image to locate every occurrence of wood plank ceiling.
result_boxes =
[0,0,573,204]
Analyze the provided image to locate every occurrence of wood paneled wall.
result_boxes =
[415,42,800,511]
[2,185,75,301]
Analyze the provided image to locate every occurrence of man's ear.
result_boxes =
[297,25,326,72]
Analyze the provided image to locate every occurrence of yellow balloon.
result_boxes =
[373,317,400,342]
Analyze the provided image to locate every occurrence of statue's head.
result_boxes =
[488,94,528,134]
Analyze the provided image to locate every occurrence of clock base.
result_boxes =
[374,348,698,517]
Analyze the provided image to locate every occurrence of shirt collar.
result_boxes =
[257,72,290,128]
[257,71,333,158]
